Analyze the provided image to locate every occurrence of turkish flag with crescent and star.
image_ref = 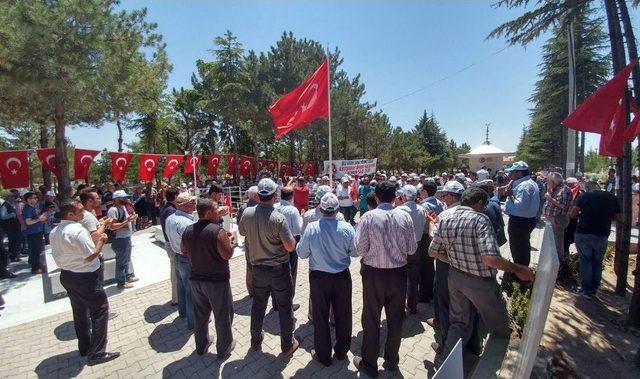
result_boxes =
[138,154,161,181]
[279,162,290,179]
[37,148,62,177]
[74,149,100,182]
[184,155,201,175]
[562,59,637,134]
[227,154,235,175]
[266,160,277,172]
[0,150,30,188]
[162,155,184,179]
[598,98,626,157]
[110,152,133,181]
[239,156,254,177]
[304,161,316,176]
[207,154,222,176]
[269,60,329,139]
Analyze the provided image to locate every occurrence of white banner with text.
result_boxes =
[323,158,377,178]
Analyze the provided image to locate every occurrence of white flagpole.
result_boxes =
[327,49,333,187]
[192,151,199,205]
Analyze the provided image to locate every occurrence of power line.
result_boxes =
[378,45,511,108]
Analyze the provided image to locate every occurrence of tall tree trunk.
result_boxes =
[53,100,71,201]
[116,111,123,153]
[618,0,640,326]
[39,123,52,189]
[605,0,631,296]
[232,125,239,183]
[288,133,296,173]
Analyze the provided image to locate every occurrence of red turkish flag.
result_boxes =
[184,155,201,175]
[279,162,290,179]
[138,154,161,181]
[562,60,637,133]
[239,156,253,176]
[110,152,133,181]
[37,148,61,177]
[304,161,316,176]
[599,99,626,157]
[254,159,266,175]
[623,101,640,142]
[266,160,277,172]
[207,154,222,176]
[74,149,100,182]
[162,155,184,179]
[227,155,235,175]
[0,150,29,188]
[269,60,329,139]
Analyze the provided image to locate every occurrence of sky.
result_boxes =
[68,0,610,154]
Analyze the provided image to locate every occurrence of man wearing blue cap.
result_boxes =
[499,161,540,285]
[297,193,356,367]
[238,178,300,357]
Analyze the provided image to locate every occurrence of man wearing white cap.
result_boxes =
[397,185,427,314]
[274,186,303,310]
[238,178,300,357]
[107,190,139,289]
[165,191,197,329]
[302,186,344,235]
[297,193,356,367]
[499,161,540,284]
[337,177,355,224]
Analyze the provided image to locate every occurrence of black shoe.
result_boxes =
[353,356,378,378]
[217,340,235,360]
[334,352,347,361]
[311,349,331,367]
[87,352,120,366]
[196,341,212,356]
[10,257,21,263]
[292,304,300,311]
[79,351,88,357]
[0,272,16,279]
[382,361,399,371]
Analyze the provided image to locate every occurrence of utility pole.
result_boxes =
[566,2,577,177]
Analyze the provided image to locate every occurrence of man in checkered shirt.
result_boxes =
[429,187,533,366]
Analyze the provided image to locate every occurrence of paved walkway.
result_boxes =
[0,251,437,378]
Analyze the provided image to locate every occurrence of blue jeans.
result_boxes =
[575,233,608,294]
[111,237,132,285]
[175,253,194,329]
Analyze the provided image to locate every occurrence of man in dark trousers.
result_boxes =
[238,178,300,357]
[159,188,179,305]
[50,200,120,365]
[353,181,417,377]
[22,192,47,274]
[296,193,356,367]
[182,199,235,358]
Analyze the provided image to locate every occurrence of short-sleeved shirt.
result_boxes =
[337,186,353,207]
[274,200,303,237]
[107,206,132,239]
[576,190,620,236]
[358,185,374,210]
[80,210,99,232]
[238,203,294,266]
[50,220,100,273]
[429,205,499,278]
[23,204,44,235]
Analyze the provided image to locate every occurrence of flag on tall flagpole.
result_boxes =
[268,60,330,139]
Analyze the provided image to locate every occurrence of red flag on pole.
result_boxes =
[304,161,316,176]
[269,60,329,139]
[279,162,290,179]
[599,99,626,157]
[239,156,253,176]
[184,155,201,175]
[0,150,30,188]
[162,155,184,179]
[37,148,61,177]
[138,154,161,181]
[267,160,277,172]
[110,152,133,181]
[623,101,640,142]
[74,149,100,182]
[207,154,222,176]
[562,59,637,133]
[227,154,235,175]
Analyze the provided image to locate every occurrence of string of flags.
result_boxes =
[0,148,317,189]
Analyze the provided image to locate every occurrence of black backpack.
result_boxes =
[105,206,126,242]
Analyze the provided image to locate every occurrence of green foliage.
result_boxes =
[414,111,451,174]
[584,148,614,174]
[515,6,608,170]
[508,282,532,336]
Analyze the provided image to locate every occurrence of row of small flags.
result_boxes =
[0,148,316,188]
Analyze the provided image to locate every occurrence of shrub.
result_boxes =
[508,282,532,337]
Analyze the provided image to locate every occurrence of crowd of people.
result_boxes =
[0,160,623,373]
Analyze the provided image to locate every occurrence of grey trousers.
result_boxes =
[443,268,510,357]
[190,280,234,355]
[166,246,178,303]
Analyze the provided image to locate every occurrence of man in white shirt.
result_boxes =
[50,200,120,366]
[274,186,303,310]
[337,177,354,225]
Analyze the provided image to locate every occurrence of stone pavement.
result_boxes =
[0,254,438,378]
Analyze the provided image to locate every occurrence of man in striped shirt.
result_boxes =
[352,181,417,377]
